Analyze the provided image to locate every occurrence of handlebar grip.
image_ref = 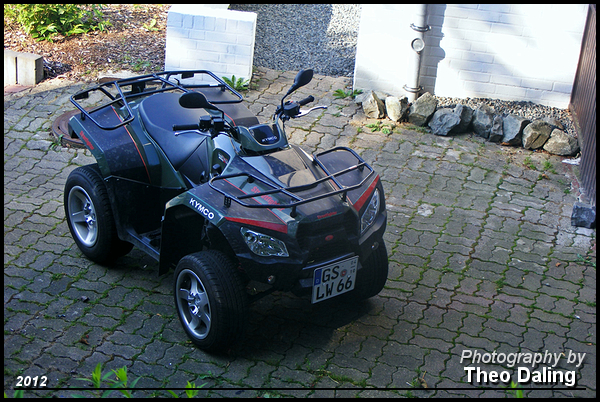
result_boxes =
[298,95,314,106]
[173,123,199,131]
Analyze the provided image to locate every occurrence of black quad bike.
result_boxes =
[64,69,388,352]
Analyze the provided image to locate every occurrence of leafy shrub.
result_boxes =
[4,4,110,42]
[333,88,363,99]
[222,75,250,91]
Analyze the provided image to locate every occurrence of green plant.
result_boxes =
[366,122,380,132]
[333,88,363,99]
[166,381,203,398]
[50,134,64,151]
[111,366,140,398]
[504,381,524,398]
[222,75,250,91]
[542,160,557,174]
[51,272,65,281]
[142,18,158,31]
[4,390,24,398]
[575,254,596,268]
[132,59,152,72]
[494,278,507,290]
[69,363,206,398]
[404,123,430,135]
[366,121,393,134]
[73,362,139,397]
[408,378,421,388]
[523,156,536,170]
[9,363,208,398]
[4,4,110,42]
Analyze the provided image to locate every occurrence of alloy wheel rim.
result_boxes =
[176,269,212,340]
[68,186,98,247]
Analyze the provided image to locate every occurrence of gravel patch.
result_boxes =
[229,4,361,77]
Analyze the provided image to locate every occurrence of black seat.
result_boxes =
[138,92,208,169]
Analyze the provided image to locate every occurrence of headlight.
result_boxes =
[240,227,289,257]
[360,188,380,234]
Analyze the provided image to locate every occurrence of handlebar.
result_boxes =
[173,115,226,138]
[173,123,199,131]
[298,95,314,106]
[173,94,324,137]
[279,95,321,120]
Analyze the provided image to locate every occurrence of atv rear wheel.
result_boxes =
[64,164,133,264]
[174,250,248,352]
[352,241,389,300]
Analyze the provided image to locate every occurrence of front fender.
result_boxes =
[159,190,224,275]
[159,183,297,274]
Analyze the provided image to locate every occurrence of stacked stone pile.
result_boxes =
[359,91,580,156]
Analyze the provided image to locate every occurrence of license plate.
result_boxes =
[311,256,358,303]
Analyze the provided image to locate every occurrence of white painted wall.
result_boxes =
[165,5,256,83]
[354,4,587,108]
[353,5,418,100]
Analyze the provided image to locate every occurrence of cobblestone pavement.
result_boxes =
[4,67,596,398]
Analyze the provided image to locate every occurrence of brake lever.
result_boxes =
[295,105,327,118]
[174,129,207,137]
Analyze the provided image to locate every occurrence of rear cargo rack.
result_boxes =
[70,70,243,130]
[209,147,375,217]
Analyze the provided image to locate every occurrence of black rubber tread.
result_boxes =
[64,164,133,264]
[353,242,389,300]
[174,250,248,353]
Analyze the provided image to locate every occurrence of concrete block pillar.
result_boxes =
[4,50,18,85]
[4,50,43,86]
[17,52,44,86]
[165,5,257,84]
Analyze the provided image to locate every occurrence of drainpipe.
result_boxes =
[403,4,429,102]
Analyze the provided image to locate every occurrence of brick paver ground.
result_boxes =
[4,67,596,397]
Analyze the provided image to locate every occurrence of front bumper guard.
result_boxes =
[209,147,375,217]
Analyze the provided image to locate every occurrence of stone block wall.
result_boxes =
[354,4,587,108]
[165,5,256,83]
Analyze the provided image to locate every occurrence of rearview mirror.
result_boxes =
[179,91,218,110]
[287,69,313,95]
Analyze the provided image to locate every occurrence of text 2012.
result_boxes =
[16,375,48,388]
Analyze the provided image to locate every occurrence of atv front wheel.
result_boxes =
[174,250,248,352]
[353,242,389,300]
[64,164,133,264]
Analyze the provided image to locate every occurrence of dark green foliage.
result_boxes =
[4,4,111,42]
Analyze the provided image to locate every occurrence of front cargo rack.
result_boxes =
[209,147,375,217]
[69,70,243,131]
